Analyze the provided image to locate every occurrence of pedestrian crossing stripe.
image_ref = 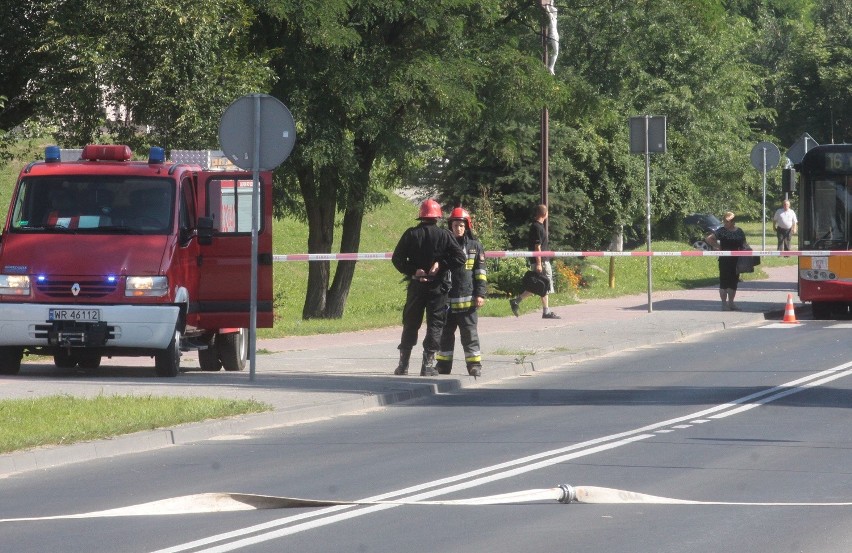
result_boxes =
[762,322,803,328]
[762,322,852,329]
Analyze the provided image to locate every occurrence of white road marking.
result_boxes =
[7,360,852,552]
[148,359,852,553]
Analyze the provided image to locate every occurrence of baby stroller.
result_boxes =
[683,213,722,250]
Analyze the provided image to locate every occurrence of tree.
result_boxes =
[253,0,557,318]
[28,0,273,150]
[434,0,768,250]
[0,1,55,160]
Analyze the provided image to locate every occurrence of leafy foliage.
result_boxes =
[0,0,846,320]
[26,0,273,150]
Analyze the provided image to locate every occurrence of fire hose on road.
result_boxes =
[5,485,852,523]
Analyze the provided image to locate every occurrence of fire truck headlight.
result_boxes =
[0,275,31,296]
[125,276,168,297]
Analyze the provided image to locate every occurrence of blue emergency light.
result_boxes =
[148,146,165,164]
[45,146,61,163]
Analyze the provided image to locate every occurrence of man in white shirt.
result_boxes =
[772,199,798,251]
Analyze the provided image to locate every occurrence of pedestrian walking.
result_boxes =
[435,207,487,377]
[391,199,467,376]
[772,199,798,252]
[509,204,560,319]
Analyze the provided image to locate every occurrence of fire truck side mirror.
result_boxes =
[197,216,214,246]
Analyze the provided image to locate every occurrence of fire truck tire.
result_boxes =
[78,353,102,369]
[198,346,222,372]
[155,330,181,377]
[54,350,79,368]
[0,347,23,375]
[219,329,247,372]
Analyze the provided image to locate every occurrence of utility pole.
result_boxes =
[539,1,558,227]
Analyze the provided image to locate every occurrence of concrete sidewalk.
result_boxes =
[0,265,800,477]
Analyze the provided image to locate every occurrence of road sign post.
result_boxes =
[629,115,667,313]
[750,141,780,251]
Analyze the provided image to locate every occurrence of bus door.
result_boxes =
[194,171,273,328]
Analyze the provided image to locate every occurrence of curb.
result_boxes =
[0,310,775,479]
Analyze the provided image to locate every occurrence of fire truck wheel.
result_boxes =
[0,347,23,375]
[155,330,181,377]
[78,353,102,369]
[198,346,222,372]
[219,329,247,372]
[54,350,79,368]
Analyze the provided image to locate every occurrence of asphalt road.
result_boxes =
[2,318,852,553]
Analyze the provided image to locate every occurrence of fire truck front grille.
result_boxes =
[36,279,118,299]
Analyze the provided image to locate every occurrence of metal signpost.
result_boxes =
[629,115,667,313]
[219,93,296,380]
[749,141,780,251]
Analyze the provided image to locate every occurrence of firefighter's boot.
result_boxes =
[467,363,482,377]
[435,360,452,374]
[420,351,438,376]
[394,348,411,375]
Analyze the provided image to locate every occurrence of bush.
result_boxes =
[553,259,590,297]
[487,257,528,297]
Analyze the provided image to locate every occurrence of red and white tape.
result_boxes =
[272,250,845,262]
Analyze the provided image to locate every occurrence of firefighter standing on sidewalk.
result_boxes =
[392,199,467,376]
[436,207,487,377]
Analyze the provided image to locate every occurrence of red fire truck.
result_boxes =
[0,145,273,376]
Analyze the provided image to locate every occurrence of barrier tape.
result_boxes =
[273,250,844,262]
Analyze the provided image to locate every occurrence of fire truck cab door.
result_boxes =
[194,171,273,328]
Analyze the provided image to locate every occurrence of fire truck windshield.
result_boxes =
[11,177,174,234]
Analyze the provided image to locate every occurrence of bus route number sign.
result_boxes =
[825,152,852,173]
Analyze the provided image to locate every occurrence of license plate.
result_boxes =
[49,308,101,322]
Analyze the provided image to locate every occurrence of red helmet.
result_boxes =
[418,199,442,219]
[448,207,471,228]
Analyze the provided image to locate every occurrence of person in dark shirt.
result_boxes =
[705,211,747,311]
[509,204,560,319]
[392,199,466,376]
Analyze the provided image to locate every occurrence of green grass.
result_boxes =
[0,395,271,454]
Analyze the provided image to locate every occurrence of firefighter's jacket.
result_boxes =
[447,234,487,312]
[392,222,466,290]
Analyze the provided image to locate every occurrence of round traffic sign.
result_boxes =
[219,94,296,171]
[750,141,780,172]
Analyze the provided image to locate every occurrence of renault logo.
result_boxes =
[71,283,80,296]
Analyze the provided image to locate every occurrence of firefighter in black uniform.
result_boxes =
[435,207,487,377]
[392,199,466,376]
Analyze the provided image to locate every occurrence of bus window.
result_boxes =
[811,178,848,248]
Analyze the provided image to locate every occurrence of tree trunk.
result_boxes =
[324,206,363,318]
[301,167,337,319]
[608,225,623,289]
[324,138,375,318]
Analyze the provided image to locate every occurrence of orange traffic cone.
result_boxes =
[782,293,798,324]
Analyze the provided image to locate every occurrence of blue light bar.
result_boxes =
[45,146,61,163]
[148,146,165,164]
